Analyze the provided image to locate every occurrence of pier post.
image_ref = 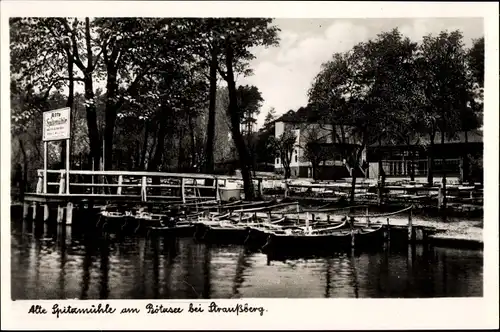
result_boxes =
[365,206,370,225]
[32,202,38,220]
[117,175,123,195]
[23,202,29,220]
[57,204,65,224]
[181,178,186,203]
[386,218,390,242]
[66,202,73,225]
[296,203,300,225]
[377,177,382,205]
[43,204,50,222]
[350,219,355,247]
[408,206,414,242]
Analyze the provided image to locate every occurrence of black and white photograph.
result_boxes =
[1,1,498,330]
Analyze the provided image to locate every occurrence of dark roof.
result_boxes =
[275,106,357,125]
[275,107,314,123]
[369,129,483,147]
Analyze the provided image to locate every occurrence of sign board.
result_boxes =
[42,107,71,141]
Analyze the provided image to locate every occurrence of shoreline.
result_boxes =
[9,201,483,250]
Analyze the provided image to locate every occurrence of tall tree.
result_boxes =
[309,46,378,204]
[360,28,422,182]
[264,107,277,127]
[50,18,104,169]
[237,85,264,175]
[417,30,470,198]
[216,19,280,200]
[92,18,185,171]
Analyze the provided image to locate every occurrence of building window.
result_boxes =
[295,155,298,162]
[276,157,280,164]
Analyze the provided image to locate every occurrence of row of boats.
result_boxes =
[97,199,387,255]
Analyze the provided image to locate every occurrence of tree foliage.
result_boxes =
[269,128,297,179]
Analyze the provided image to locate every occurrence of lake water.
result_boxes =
[10,219,483,299]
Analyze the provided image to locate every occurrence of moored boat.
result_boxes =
[261,223,385,255]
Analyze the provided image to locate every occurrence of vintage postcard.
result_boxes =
[1,1,498,330]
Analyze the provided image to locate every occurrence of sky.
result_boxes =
[237,18,484,129]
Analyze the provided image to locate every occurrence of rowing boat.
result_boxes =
[261,223,384,254]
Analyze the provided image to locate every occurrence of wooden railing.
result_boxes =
[35,169,267,202]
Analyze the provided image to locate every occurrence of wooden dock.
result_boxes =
[21,169,264,225]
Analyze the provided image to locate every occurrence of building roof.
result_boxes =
[275,106,316,123]
[369,129,483,147]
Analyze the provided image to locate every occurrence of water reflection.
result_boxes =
[11,219,483,299]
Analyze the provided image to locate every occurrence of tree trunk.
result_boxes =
[409,146,415,181]
[426,133,435,186]
[81,17,101,170]
[284,163,291,179]
[148,106,169,172]
[204,48,218,174]
[139,120,150,170]
[177,126,186,172]
[83,74,100,169]
[61,50,74,167]
[441,130,447,211]
[147,123,158,169]
[104,66,118,172]
[225,43,255,200]
[18,138,27,201]
[350,172,357,205]
[188,114,197,169]
[377,139,386,185]
[462,130,470,184]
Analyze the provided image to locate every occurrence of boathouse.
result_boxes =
[366,129,483,184]
[272,108,483,184]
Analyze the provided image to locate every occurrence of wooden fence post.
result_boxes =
[284,180,289,198]
[36,172,43,194]
[258,178,263,198]
[141,176,147,202]
[215,177,220,202]
[181,178,186,203]
[117,175,123,195]
[58,170,65,194]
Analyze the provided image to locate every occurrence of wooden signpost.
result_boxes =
[42,107,71,194]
